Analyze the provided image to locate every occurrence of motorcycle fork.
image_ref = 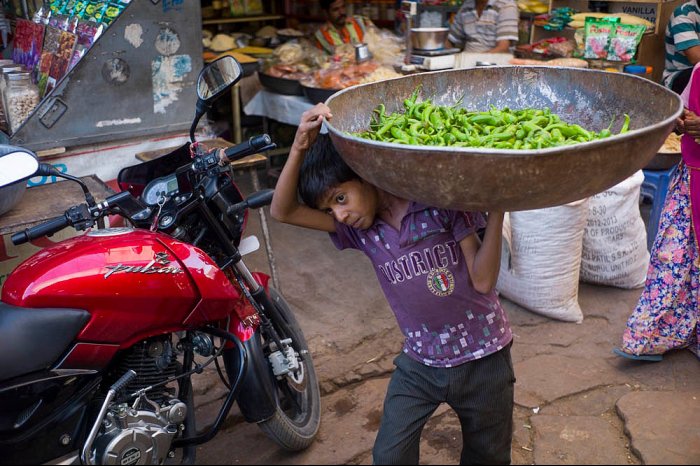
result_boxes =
[196,199,292,354]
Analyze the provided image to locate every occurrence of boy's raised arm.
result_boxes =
[270,104,337,233]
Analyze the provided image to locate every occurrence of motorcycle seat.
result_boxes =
[0,302,90,381]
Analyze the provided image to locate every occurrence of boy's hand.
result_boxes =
[293,103,333,152]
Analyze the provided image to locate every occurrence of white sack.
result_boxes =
[580,170,649,288]
[497,199,590,323]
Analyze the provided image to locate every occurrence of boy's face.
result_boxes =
[318,180,377,230]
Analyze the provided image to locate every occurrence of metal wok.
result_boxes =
[324,66,683,211]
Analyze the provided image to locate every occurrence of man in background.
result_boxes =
[447,0,519,53]
[314,0,372,54]
[663,0,700,94]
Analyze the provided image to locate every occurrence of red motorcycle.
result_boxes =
[0,57,320,465]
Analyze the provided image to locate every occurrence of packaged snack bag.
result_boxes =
[583,16,619,60]
[606,23,647,62]
[12,19,40,69]
[68,19,103,70]
[83,0,109,23]
[101,2,127,27]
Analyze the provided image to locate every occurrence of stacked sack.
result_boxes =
[496,171,649,323]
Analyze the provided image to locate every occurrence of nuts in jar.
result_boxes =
[5,72,39,133]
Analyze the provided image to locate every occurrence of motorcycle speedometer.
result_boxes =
[143,175,179,206]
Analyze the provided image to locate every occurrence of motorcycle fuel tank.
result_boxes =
[2,228,241,347]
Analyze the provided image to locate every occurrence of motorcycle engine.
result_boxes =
[93,337,186,465]
[92,400,187,465]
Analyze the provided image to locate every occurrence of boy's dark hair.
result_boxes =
[298,133,359,209]
[320,0,336,12]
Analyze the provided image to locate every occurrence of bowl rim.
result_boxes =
[324,66,683,158]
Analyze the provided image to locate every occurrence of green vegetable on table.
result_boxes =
[351,86,631,150]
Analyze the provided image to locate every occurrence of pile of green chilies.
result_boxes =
[351,88,630,150]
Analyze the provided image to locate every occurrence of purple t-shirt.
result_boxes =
[330,202,512,368]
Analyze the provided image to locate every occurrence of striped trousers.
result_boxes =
[372,344,515,465]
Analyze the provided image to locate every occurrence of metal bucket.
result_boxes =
[324,66,683,212]
[0,182,26,216]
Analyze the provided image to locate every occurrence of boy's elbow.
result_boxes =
[270,204,287,223]
[472,277,497,295]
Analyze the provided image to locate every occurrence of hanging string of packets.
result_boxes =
[352,87,630,150]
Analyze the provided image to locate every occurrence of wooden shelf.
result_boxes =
[538,0,685,83]
[203,15,284,25]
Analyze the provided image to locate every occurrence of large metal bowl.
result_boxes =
[410,28,449,51]
[324,66,682,212]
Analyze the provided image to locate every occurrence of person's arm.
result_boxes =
[485,39,512,53]
[685,45,700,65]
[459,211,505,294]
[270,104,337,233]
[489,0,519,53]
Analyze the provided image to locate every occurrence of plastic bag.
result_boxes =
[606,23,647,62]
[583,17,619,60]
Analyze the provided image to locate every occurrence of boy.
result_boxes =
[270,103,515,465]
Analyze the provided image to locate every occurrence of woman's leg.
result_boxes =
[621,165,700,356]
[372,353,444,465]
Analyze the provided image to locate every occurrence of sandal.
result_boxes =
[613,348,663,362]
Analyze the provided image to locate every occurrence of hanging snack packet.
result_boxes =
[101,2,127,27]
[49,0,68,14]
[83,0,110,23]
[606,23,647,62]
[37,26,62,97]
[583,16,619,60]
[68,19,103,70]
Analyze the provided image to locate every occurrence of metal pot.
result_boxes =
[410,28,449,51]
[0,182,26,216]
[324,66,682,212]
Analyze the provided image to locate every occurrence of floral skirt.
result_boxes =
[621,164,699,357]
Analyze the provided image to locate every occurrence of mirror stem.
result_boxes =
[36,163,96,207]
[190,99,210,142]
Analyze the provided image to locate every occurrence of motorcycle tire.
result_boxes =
[257,287,321,451]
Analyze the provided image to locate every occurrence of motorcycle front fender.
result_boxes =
[222,330,276,423]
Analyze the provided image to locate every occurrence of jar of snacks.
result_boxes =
[0,63,23,133]
[4,71,39,134]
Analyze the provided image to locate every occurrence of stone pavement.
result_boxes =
[191,179,699,465]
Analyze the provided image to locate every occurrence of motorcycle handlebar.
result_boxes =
[221,134,274,164]
[11,214,70,245]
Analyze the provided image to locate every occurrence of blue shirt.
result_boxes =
[330,203,512,367]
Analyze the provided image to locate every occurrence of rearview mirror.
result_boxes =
[190,56,244,142]
[0,149,39,188]
[197,56,243,102]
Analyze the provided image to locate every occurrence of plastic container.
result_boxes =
[624,64,653,79]
[4,71,39,134]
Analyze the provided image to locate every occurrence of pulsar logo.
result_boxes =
[104,252,183,279]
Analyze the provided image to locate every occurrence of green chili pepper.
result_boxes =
[390,126,409,141]
[469,114,498,126]
[429,112,444,129]
[620,114,630,134]
[421,105,433,124]
[449,126,468,141]
[376,119,394,138]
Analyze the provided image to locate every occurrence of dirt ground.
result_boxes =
[189,171,699,465]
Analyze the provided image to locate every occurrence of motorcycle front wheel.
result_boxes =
[232,287,321,451]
